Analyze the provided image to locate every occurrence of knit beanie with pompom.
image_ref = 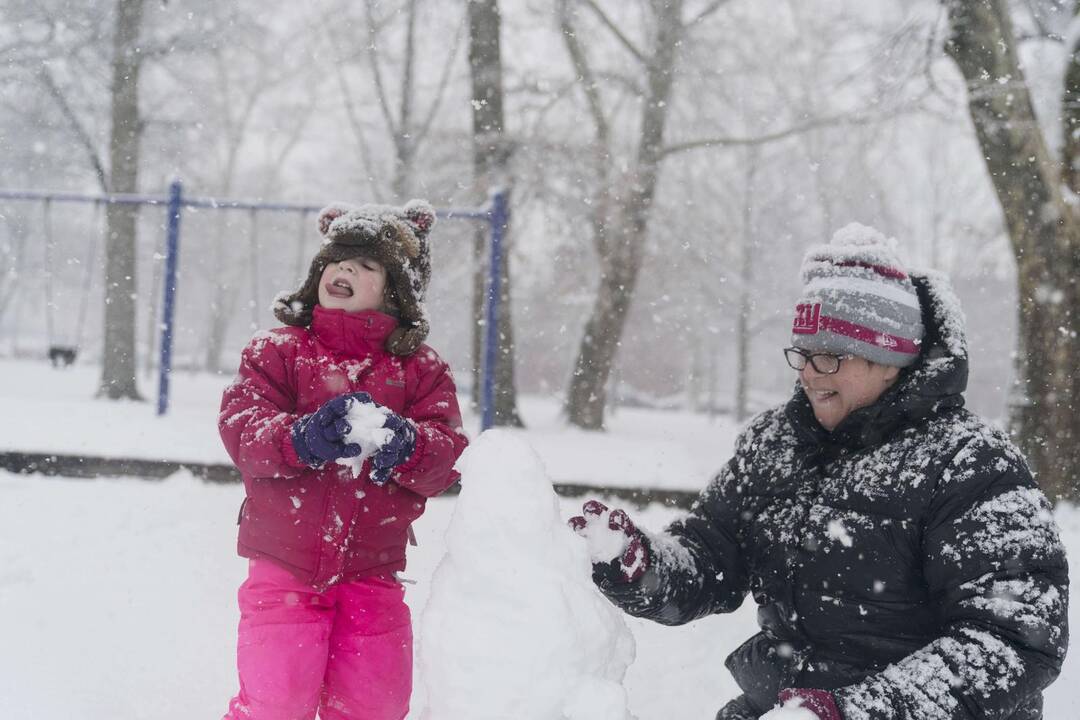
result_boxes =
[791,222,924,367]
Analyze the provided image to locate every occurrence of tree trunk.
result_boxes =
[0,209,29,326]
[98,0,145,401]
[467,0,523,426]
[392,0,418,199]
[566,238,642,428]
[564,0,684,429]
[944,0,1080,501]
[734,149,758,422]
[204,213,240,374]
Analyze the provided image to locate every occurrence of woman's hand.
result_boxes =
[759,689,842,720]
[568,500,650,583]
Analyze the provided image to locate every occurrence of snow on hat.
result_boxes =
[273,199,437,356]
[791,222,924,367]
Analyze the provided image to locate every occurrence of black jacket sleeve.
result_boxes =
[833,432,1069,719]
[594,421,762,624]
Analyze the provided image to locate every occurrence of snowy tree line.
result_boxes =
[1,0,1078,499]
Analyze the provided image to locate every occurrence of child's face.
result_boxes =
[318,256,387,314]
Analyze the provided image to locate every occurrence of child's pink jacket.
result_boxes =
[219,306,468,590]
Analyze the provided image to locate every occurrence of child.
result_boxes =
[219,199,468,720]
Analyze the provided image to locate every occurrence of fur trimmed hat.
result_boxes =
[791,222,925,367]
[273,199,437,356]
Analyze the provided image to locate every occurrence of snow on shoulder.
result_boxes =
[419,430,636,720]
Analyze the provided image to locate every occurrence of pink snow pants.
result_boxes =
[223,559,413,720]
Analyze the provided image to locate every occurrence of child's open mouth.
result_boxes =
[325,279,354,298]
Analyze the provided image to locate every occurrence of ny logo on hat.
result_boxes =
[793,303,821,335]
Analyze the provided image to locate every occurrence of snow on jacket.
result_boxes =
[219,305,468,590]
[596,272,1069,720]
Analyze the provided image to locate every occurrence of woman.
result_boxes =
[572,224,1068,719]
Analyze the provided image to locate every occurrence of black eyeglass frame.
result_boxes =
[783,347,850,375]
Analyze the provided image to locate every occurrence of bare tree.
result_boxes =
[327,0,463,200]
[944,0,1080,501]
[733,146,759,422]
[559,0,689,429]
[98,0,146,400]
[196,29,321,373]
[467,0,523,426]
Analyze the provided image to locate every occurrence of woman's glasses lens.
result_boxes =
[784,348,841,374]
[784,348,807,370]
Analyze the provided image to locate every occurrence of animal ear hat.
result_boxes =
[273,199,437,355]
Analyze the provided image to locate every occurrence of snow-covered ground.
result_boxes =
[0,358,737,491]
[1,358,1077,718]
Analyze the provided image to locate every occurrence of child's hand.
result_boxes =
[291,393,373,467]
[368,412,417,486]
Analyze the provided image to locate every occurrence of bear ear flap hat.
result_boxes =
[273,199,438,356]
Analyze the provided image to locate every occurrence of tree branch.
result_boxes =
[415,10,466,143]
[1019,0,1065,43]
[685,0,733,28]
[557,0,610,142]
[333,53,385,203]
[558,0,613,260]
[660,112,879,156]
[365,0,400,138]
[581,0,646,65]
[38,65,109,192]
[398,0,417,142]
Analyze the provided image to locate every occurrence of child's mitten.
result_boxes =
[368,411,417,486]
[291,392,371,467]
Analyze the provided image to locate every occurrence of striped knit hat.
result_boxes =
[791,223,924,367]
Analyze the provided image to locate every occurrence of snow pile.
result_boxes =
[336,399,392,477]
[759,699,818,719]
[418,430,636,720]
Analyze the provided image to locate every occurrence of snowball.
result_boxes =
[419,430,635,720]
[335,399,393,478]
[579,506,631,563]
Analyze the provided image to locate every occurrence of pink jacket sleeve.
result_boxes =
[218,332,308,479]
[391,350,469,497]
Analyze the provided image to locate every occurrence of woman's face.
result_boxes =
[317,257,387,314]
[799,354,900,431]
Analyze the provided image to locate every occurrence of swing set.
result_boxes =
[0,182,509,430]
[40,198,101,367]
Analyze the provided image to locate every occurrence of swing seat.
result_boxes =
[48,345,78,368]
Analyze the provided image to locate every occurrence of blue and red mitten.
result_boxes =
[368,411,417,486]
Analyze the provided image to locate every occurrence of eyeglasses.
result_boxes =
[783,347,849,375]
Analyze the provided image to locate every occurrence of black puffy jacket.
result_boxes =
[596,272,1069,719]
